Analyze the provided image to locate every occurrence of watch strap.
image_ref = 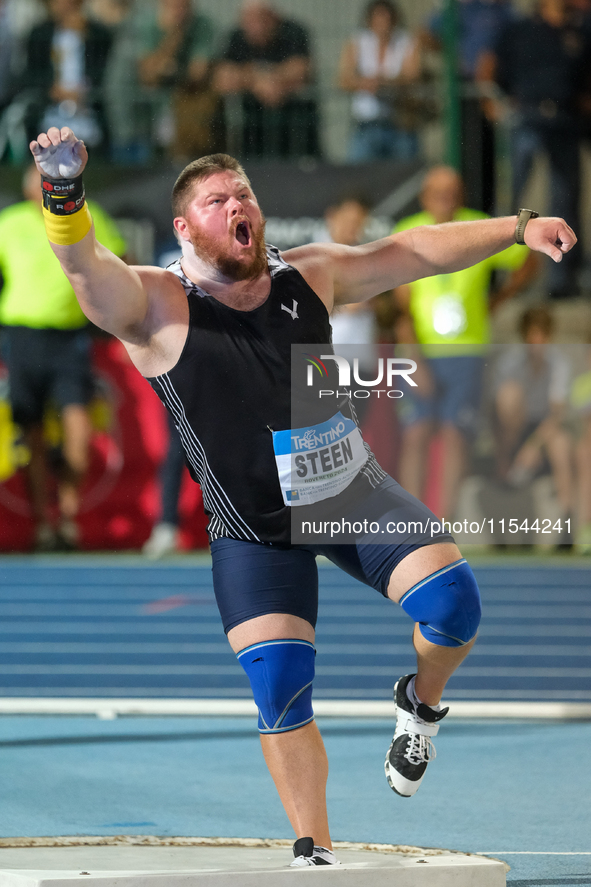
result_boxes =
[515,208,539,245]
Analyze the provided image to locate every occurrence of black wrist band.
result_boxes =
[41,175,85,215]
[515,208,539,245]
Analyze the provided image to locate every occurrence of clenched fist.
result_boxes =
[524,217,577,263]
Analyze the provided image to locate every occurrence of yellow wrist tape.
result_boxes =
[42,203,93,246]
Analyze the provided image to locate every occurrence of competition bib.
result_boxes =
[272,412,367,506]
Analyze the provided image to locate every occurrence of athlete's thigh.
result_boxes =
[313,475,455,600]
[210,537,319,645]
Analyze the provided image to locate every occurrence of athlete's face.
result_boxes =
[175,172,267,281]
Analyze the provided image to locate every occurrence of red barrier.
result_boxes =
[0,337,208,552]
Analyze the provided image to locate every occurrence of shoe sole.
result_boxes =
[384,742,416,797]
[384,678,419,798]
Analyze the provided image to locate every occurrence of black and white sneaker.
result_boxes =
[385,673,449,798]
[290,837,340,866]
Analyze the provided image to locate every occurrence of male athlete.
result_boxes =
[31,127,576,866]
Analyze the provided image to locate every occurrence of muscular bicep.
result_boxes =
[326,218,523,305]
[331,233,438,305]
[51,230,153,341]
[284,235,436,311]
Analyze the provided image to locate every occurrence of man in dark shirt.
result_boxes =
[137,0,219,159]
[214,0,319,158]
[21,0,112,149]
[30,122,576,867]
[482,0,591,297]
[424,0,514,212]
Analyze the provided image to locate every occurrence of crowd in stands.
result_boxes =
[0,0,321,162]
[327,167,591,551]
[0,0,590,173]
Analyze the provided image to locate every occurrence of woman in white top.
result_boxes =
[338,0,421,162]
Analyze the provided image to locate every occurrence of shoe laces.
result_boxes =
[405,732,437,766]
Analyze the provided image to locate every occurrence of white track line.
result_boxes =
[0,698,590,719]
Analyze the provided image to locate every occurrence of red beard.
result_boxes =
[187,217,268,281]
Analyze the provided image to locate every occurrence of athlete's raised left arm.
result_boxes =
[284,215,576,309]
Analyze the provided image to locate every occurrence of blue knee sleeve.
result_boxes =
[237,639,315,734]
[399,559,481,647]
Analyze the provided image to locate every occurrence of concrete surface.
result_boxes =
[0,839,506,887]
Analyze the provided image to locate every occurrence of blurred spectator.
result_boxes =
[0,0,46,113]
[494,307,574,530]
[20,0,112,149]
[214,1,319,158]
[569,340,591,551]
[137,0,219,161]
[0,0,15,117]
[423,0,514,212]
[326,195,378,426]
[94,0,146,163]
[569,0,591,32]
[338,0,422,162]
[86,0,131,27]
[392,165,538,519]
[0,165,126,551]
[0,1,48,162]
[480,0,591,297]
[142,411,184,558]
[142,241,185,558]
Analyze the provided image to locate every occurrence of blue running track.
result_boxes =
[0,554,589,701]
[0,554,590,885]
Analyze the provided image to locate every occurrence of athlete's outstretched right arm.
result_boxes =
[30,126,160,343]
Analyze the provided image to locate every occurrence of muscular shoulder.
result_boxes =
[132,266,188,331]
[281,242,354,311]
[122,265,189,366]
[134,265,183,293]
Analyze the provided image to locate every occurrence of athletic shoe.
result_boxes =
[34,523,58,553]
[142,522,178,558]
[385,673,449,798]
[56,519,79,551]
[290,837,340,866]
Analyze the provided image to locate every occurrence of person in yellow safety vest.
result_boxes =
[392,165,539,519]
[0,164,126,551]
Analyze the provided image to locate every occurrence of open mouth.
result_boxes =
[235,221,251,247]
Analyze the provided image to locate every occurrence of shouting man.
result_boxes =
[31,126,575,866]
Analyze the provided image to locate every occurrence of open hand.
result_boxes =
[29,126,88,179]
[524,217,577,263]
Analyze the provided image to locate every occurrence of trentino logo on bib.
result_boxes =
[272,411,367,507]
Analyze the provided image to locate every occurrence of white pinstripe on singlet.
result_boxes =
[348,398,387,489]
[157,373,260,542]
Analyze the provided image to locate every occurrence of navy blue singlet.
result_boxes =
[146,247,386,544]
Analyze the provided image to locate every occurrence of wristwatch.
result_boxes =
[515,208,539,245]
